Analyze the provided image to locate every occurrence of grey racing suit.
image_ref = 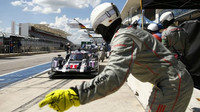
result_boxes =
[76,25,193,112]
[162,24,190,60]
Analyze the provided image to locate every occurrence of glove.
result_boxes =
[39,89,80,112]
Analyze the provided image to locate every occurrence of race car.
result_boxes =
[48,50,99,78]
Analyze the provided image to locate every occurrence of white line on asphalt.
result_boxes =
[0,52,65,65]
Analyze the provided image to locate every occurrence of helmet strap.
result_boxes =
[162,19,174,28]
[96,18,122,43]
[111,3,119,17]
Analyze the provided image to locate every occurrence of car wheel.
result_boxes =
[48,69,57,79]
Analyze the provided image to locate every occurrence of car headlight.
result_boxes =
[89,61,95,68]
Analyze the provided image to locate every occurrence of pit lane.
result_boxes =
[0,52,107,112]
[0,62,51,89]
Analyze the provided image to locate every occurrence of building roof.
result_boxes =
[31,24,71,38]
[142,0,200,9]
[175,9,200,22]
[121,0,140,21]
[121,0,200,21]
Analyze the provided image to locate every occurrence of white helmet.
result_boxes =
[147,23,159,32]
[159,11,174,24]
[90,2,121,32]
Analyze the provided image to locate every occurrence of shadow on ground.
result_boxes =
[192,107,200,112]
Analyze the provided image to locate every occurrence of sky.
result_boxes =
[0,0,127,44]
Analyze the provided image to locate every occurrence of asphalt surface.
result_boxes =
[0,52,199,112]
[0,53,145,112]
[0,62,51,89]
[0,52,66,75]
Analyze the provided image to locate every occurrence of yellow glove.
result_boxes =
[39,89,80,112]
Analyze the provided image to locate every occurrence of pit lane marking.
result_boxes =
[11,79,72,112]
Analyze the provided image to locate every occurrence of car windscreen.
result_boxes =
[70,53,87,60]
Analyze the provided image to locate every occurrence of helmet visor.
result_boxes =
[93,9,116,32]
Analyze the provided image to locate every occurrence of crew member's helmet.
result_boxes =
[147,23,159,32]
[159,11,174,28]
[90,2,121,33]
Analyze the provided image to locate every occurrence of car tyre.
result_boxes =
[48,69,57,79]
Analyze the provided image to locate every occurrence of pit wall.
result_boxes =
[127,75,200,112]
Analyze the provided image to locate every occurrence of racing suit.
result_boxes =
[152,31,162,42]
[162,24,190,61]
[75,25,193,112]
[99,46,106,62]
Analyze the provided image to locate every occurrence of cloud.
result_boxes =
[11,0,101,14]
[0,20,11,33]
[0,27,11,33]
[40,15,92,44]
[11,1,22,6]
[11,0,33,7]
[5,27,11,33]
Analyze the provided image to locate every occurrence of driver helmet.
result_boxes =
[147,23,159,32]
[90,2,121,33]
[159,11,174,28]
[160,11,174,23]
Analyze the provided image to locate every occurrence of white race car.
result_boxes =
[48,50,99,78]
